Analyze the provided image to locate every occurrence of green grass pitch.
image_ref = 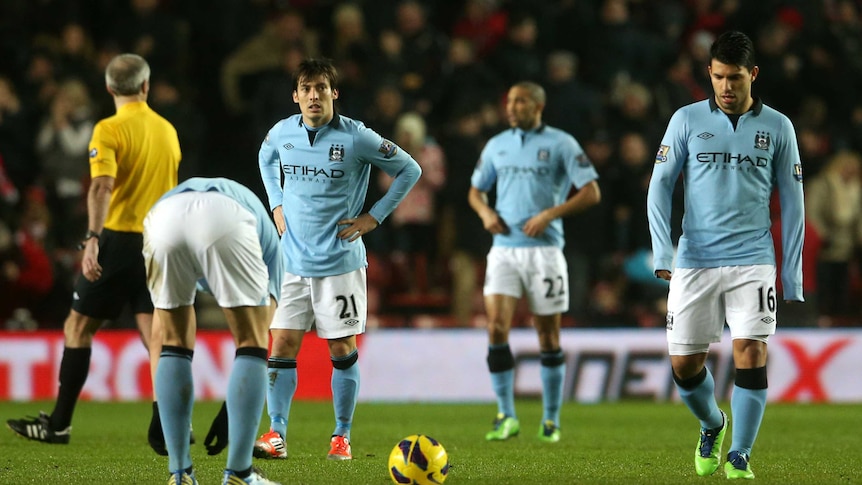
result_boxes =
[0,400,859,484]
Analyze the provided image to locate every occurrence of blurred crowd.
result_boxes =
[1,0,861,330]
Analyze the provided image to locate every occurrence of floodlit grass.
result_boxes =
[0,400,859,484]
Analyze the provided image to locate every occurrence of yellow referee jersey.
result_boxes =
[88,101,181,233]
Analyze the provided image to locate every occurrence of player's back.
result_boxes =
[91,101,181,232]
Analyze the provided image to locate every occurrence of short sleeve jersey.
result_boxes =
[470,124,599,249]
[88,101,181,233]
[259,114,421,277]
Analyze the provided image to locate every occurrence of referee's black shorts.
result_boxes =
[71,229,153,320]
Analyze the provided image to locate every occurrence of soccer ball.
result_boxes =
[388,434,449,484]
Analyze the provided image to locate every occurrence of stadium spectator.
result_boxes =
[112,0,188,82]
[221,8,319,116]
[450,0,508,59]
[6,54,182,452]
[377,112,446,295]
[144,177,283,485]
[613,132,666,328]
[0,75,38,191]
[488,12,543,87]
[605,80,662,147]
[562,128,621,324]
[34,78,94,250]
[543,50,603,141]
[0,197,54,327]
[469,81,600,442]
[805,150,862,321]
[149,76,207,181]
[250,45,305,140]
[647,31,804,479]
[393,0,448,115]
[255,58,420,461]
[437,107,492,327]
[432,36,502,126]
[653,52,706,123]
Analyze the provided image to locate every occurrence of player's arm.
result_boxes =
[524,137,601,237]
[647,109,688,278]
[258,122,286,234]
[355,126,422,225]
[775,115,805,302]
[468,148,508,235]
[80,175,113,282]
[80,122,118,282]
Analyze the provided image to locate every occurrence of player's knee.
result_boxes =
[487,344,514,373]
[63,312,99,345]
[331,350,358,370]
[734,366,767,390]
[486,318,510,338]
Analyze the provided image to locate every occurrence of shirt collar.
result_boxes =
[708,96,763,115]
[117,101,148,113]
[512,122,546,136]
[298,113,342,130]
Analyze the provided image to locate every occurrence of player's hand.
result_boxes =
[337,213,379,242]
[81,239,102,282]
[655,269,672,281]
[272,206,286,236]
[204,401,229,455]
[480,209,509,235]
[523,212,552,237]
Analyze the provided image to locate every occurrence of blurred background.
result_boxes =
[1,0,861,332]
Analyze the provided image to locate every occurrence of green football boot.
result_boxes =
[695,410,728,476]
[485,413,520,441]
[725,451,755,480]
[537,420,560,443]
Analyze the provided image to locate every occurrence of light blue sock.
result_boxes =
[730,386,767,456]
[540,350,565,426]
[675,367,724,430]
[488,343,516,418]
[267,357,297,439]
[155,347,194,473]
[331,350,359,439]
[226,350,267,473]
[490,369,516,418]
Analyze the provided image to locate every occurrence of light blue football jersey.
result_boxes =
[155,176,285,302]
[259,114,421,277]
[470,124,599,249]
[647,98,805,300]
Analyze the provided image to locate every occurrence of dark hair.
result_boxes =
[710,31,756,71]
[293,58,339,91]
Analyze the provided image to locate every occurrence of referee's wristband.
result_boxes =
[77,230,101,250]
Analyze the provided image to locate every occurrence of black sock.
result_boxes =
[50,347,91,430]
[235,467,252,479]
[149,402,163,438]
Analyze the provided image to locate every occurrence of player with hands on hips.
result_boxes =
[257,58,421,461]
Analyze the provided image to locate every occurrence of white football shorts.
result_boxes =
[483,246,569,315]
[271,268,367,339]
[143,191,269,309]
[666,265,777,351]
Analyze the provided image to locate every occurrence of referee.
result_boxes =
[7,53,181,447]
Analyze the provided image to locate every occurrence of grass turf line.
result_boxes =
[0,401,859,484]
